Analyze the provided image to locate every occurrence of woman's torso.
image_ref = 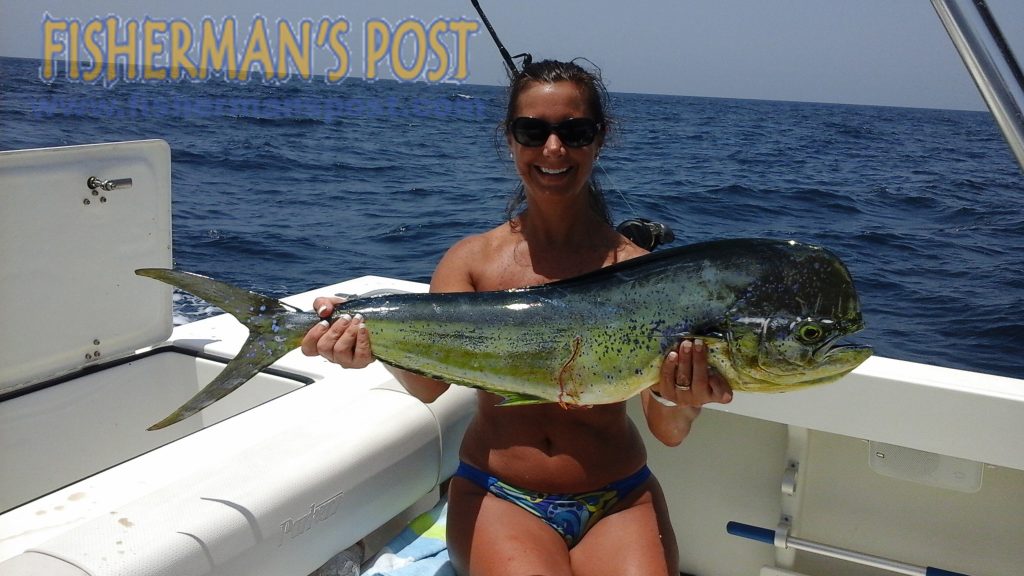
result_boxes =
[455,221,649,493]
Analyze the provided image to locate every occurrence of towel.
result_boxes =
[361,496,455,576]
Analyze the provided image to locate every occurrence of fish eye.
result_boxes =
[795,321,826,344]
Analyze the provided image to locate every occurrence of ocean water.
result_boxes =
[2,56,1022,380]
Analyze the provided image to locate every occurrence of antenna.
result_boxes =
[470,0,532,77]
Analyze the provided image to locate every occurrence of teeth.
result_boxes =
[539,166,569,175]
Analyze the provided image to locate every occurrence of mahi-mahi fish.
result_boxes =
[138,238,871,430]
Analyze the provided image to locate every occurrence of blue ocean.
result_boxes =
[1,56,1022,380]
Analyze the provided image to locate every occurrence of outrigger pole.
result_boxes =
[933,0,1024,170]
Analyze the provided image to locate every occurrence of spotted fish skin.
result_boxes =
[138,238,871,430]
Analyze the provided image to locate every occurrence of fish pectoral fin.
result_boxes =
[496,392,549,406]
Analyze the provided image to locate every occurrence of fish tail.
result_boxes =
[136,268,301,430]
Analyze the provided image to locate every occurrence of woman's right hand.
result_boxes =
[300,296,374,368]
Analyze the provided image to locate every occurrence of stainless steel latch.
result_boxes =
[87,176,133,191]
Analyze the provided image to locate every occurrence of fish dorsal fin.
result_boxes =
[538,238,791,291]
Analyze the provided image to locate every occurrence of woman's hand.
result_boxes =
[655,338,733,408]
[641,338,733,446]
[300,296,374,368]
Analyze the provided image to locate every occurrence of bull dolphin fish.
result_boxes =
[138,238,871,430]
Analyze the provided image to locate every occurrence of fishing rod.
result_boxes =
[470,0,532,77]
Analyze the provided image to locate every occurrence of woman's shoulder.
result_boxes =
[444,223,514,264]
[430,223,514,292]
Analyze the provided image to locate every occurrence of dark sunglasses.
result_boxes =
[508,117,603,148]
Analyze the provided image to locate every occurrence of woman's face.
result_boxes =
[508,81,603,205]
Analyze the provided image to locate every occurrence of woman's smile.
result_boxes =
[536,165,572,177]
[538,166,569,174]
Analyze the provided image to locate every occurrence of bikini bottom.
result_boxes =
[453,460,652,548]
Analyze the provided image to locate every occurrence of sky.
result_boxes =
[2,0,1023,111]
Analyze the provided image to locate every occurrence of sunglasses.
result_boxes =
[508,117,603,148]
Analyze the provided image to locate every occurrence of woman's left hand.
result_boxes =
[642,338,733,446]
[653,338,733,408]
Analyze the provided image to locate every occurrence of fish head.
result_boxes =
[721,243,872,392]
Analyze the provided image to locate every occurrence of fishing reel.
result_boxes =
[616,218,675,251]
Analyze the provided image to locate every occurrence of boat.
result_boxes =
[1,2,1022,575]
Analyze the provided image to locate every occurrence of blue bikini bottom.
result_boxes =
[453,460,652,548]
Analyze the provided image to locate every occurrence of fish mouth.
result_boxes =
[813,321,869,364]
[743,340,872,392]
[820,342,873,363]
[805,322,873,378]
[759,339,872,376]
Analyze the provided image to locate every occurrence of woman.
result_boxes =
[301,59,732,576]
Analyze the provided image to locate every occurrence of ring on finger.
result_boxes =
[674,384,691,391]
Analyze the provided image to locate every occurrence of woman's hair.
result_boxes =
[502,59,613,224]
